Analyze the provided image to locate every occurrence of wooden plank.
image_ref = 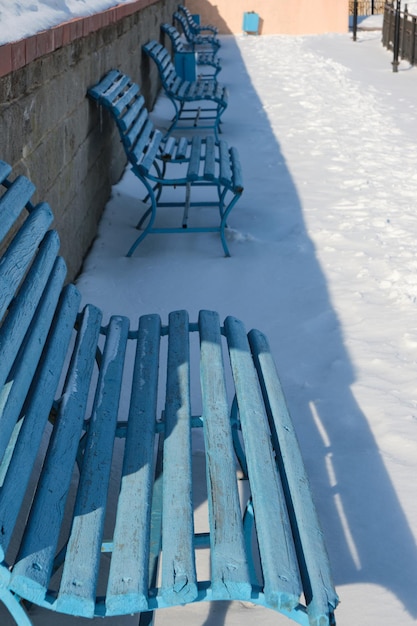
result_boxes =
[230,147,244,193]
[0,176,38,247]
[106,314,161,615]
[0,203,54,320]
[224,316,302,612]
[187,136,202,181]
[0,281,80,562]
[203,136,216,181]
[248,329,339,623]
[0,159,12,184]
[119,94,146,134]
[87,69,125,101]
[218,141,232,188]
[0,230,61,460]
[160,310,197,605]
[198,310,251,600]
[10,304,103,603]
[56,315,130,618]
[135,126,164,174]
[124,107,149,149]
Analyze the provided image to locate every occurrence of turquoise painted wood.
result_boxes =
[87,69,242,256]
[0,160,339,626]
[142,40,226,140]
[161,23,221,80]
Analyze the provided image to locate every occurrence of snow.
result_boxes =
[73,31,417,626]
[2,2,417,625]
[0,0,139,45]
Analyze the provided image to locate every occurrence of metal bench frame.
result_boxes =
[0,160,339,626]
[87,69,242,257]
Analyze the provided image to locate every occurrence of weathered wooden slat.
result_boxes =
[119,94,146,135]
[198,310,251,600]
[218,140,233,189]
[0,281,80,562]
[203,136,216,180]
[161,310,198,605]
[248,329,339,623]
[106,314,162,615]
[124,108,150,150]
[0,176,36,243]
[187,136,202,180]
[0,160,12,184]
[0,203,54,320]
[0,230,61,460]
[224,316,302,612]
[135,127,164,174]
[87,69,127,102]
[10,304,103,602]
[56,315,130,618]
[174,137,189,160]
[230,147,244,193]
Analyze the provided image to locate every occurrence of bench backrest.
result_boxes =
[87,69,164,176]
[173,11,200,45]
[0,161,79,562]
[142,41,184,92]
[161,23,185,53]
[177,4,217,35]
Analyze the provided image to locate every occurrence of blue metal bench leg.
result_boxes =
[0,589,34,626]
[128,180,158,257]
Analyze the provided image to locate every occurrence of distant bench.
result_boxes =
[88,69,240,257]
[0,158,339,625]
[161,23,221,80]
[143,40,227,139]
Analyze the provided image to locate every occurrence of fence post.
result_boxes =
[353,0,359,41]
[392,0,401,71]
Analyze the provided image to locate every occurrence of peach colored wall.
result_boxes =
[184,0,349,35]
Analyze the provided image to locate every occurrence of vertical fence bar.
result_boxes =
[392,0,401,71]
[353,0,359,40]
[410,16,417,65]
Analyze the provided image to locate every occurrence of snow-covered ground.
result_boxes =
[1,2,417,625]
[75,31,417,626]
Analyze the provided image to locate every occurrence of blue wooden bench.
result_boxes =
[177,4,219,38]
[87,69,240,257]
[0,158,338,626]
[142,40,226,140]
[161,23,221,80]
[174,10,220,55]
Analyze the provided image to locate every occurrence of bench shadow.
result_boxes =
[181,35,417,624]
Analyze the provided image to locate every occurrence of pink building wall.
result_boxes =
[184,0,349,35]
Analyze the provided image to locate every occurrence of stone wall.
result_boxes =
[0,0,176,281]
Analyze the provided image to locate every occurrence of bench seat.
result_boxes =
[88,69,242,257]
[0,160,338,626]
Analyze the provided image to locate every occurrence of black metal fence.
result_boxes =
[349,0,385,15]
[382,1,417,69]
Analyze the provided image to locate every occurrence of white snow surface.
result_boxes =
[0,0,139,45]
[1,3,417,626]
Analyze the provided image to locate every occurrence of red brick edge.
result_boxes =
[0,0,159,78]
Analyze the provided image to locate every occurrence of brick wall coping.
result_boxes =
[0,0,159,78]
